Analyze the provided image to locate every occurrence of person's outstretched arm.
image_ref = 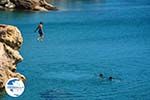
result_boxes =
[34,26,39,32]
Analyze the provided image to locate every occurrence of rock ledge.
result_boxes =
[0,24,25,89]
[0,0,57,11]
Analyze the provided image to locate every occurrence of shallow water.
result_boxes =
[0,0,150,100]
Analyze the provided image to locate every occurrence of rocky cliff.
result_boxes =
[0,24,25,89]
[0,0,57,11]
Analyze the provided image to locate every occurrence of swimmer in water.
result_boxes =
[99,73,104,79]
[108,76,113,81]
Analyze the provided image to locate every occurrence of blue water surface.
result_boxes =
[0,0,150,100]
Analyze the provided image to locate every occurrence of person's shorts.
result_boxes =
[39,30,43,37]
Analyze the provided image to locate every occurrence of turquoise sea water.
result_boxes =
[0,0,150,100]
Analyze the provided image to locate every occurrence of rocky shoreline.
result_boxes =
[0,0,57,11]
[0,24,25,89]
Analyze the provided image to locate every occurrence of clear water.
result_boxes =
[0,0,150,100]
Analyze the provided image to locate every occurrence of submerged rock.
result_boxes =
[0,24,25,89]
[0,0,57,11]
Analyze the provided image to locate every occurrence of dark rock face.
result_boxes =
[0,0,8,5]
[10,0,35,9]
[0,0,57,11]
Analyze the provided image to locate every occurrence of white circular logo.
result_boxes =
[5,78,25,97]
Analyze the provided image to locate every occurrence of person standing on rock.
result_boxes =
[35,22,44,41]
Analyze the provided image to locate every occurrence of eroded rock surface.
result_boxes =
[0,0,57,11]
[0,24,25,89]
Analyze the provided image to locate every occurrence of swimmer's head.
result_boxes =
[108,76,113,81]
[40,22,43,24]
[99,73,103,78]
